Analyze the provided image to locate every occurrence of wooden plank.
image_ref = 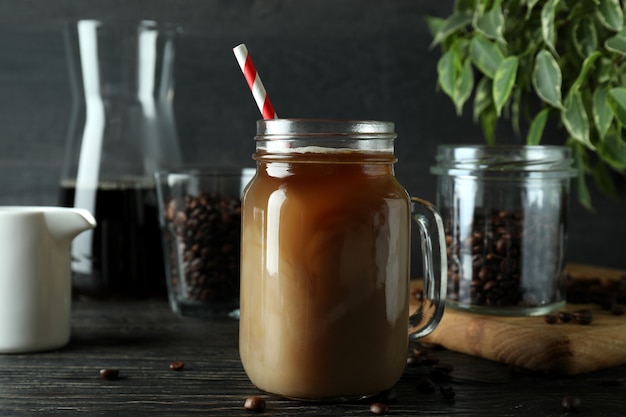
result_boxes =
[415,264,626,374]
[0,296,624,415]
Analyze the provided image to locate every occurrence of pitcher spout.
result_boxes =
[44,208,97,242]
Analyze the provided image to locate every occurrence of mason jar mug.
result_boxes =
[239,119,447,401]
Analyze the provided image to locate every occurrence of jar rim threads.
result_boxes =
[430,145,578,179]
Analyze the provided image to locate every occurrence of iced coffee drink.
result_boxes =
[239,119,446,401]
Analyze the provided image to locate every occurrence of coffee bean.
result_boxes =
[558,311,572,323]
[561,396,581,411]
[573,309,593,325]
[444,206,562,308]
[243,396,266,411]
[544,315,558,324]
[169,361,184,371]
[419,355,440,366]
[369,402,388,415]
[163,192,241,306]
[411,288,424,302]
[406,355,421,366]
[99,368,119,380]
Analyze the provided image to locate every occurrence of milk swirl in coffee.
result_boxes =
[240,153,410,400]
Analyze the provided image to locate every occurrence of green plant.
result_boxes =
[428,0,626,209]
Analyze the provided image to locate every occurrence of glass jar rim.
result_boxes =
[254,118,397,156]
[430,144,577,178]
[255,118,396,140]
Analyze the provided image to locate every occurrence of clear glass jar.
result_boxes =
[431,145,577,316]
[239,119,446,401]
[155,167,254,318]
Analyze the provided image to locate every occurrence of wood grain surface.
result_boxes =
[416,263,626,375]
[0,292,624,416]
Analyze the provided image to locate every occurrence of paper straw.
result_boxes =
[233,44,277,120]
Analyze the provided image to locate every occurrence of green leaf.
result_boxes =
[454,59,475,116]
[426,16,446,38]
[473,77,493,122]
[533,49,564,109]
[598,134,626,170]
[562,91,595,149]
[569,51,602,94]
[492,56,519,116]
[597,57,614,83]
[455,0,477,12]
[525,0,541,19]
[605,27,626,55]
[572,16,598,58]
[592,159,618,197]
[469,36,504,78]
[475,2,506,44]
[526,108,551,145]
[593,86,614,139]
[541,0,560,54]
[608,87,626,125]
[480,105,498,145]
[430,12,474,47]
[437,50,460,100]
[596,0,624,32]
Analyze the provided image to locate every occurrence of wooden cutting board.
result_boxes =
[411,263,626,375]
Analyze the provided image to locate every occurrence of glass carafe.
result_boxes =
[60,20,182,297]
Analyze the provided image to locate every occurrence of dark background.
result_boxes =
[0,0,624,269]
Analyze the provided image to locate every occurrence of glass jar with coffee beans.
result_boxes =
[155,168,254,318]
[431,145,577,316]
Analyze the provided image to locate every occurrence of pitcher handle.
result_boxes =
[408,196,447,340]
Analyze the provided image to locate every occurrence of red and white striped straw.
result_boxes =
[233,43,277,120]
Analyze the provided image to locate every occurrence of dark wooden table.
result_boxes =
[1,298,624,416]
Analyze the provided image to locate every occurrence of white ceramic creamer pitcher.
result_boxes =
[0,207,96,353]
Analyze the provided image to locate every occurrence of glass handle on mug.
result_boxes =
[408,196,447,340]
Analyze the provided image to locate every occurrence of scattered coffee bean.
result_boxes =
[369,402,388,415]
[99,368,119,380]
[566,274,626,307]
[544,314,558,324]
[406,355,419,366]
[169,361,184,371]
[561,395,581,412]
[411,288,424,302]
[415,377,436,393]
[572,309,593,325]
[430,363,454,381]
[406,348,439,366]
[419,355,440,366]
[558,311,572,323]
[439,385,456,400]
[243,396,266,412]
[412,346,430,357]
